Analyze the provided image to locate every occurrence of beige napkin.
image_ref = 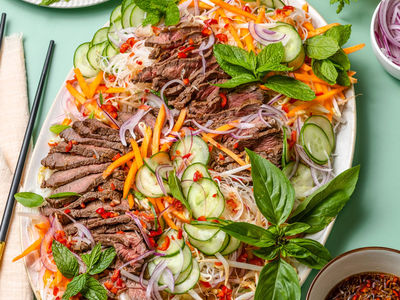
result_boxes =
[0,34,33,300]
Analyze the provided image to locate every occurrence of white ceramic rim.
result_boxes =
[306,247,400,299]
[16,1,357,299]
[370,2,400,72]
[21,0,110,9]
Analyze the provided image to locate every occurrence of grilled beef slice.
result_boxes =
[72,119,120,142]
[41,153,111,170]
[45,190,121,209]
[49,142,118,160]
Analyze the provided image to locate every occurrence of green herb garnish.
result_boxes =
[213,43,316,101]
[197,149,360,300]
[331,0,356,13]
[134,0,180,26]
[48,192,81,199]
[49,124,70,135]
[168,170,192,214]
[52,241,116,300]
[40,0,70,6]
[14,192,44,208]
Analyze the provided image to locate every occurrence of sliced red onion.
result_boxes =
[118,250,155,270]
[121,268,149,286]
[295,144,332,172]
[160,79,186,104]
[230,133,252,139]
[193,0,199,15]
[139,262,148,288]
[248,21,287,45]
[199,50,207,74]
[260,104,287,120]
[190,119,236,135]
[155,165,173,195]
[40,216,58,272]
[146,261,168,299]
[233,122,256,130]
[126,212,153,249]
[196,33,216,52]
[267,94,284,105]
[162,268,175,292]
[73,222,95,246]
[96,97,120,129]
[119,107,151,146]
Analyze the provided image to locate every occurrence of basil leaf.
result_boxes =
[305,35,340,60]
[14,192,44,208]
[213,44,256,72]
[325,24,352,47]
[82,243,102,271]
[330,49,351,71]
[282,222,311,236]
[165,2,180,26]
[81,276,108,300]
[255,258,301,300]
[263,76,316,101]
[312,59,338,85]
[143,11,162,26]
[246,149,295,225]
[168,171,191,213]
[284,238,332,269]
[290,166,360,233]
[48,192,81,199]
[257,42,285,67]
[218,222,276,247]
[52,240,79,279]
[62,274,88,300]
[215,74,259,89]
[253,245,281,261]
[89,247,117,275]
[50,124,71,135]
[336,70,351,87]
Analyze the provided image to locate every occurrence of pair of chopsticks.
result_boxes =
[0,12,55,262]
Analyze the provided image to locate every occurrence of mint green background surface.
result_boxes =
[1,0,400,298]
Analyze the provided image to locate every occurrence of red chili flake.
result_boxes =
[96,207,105,214]
[218,153,225,160]
[136,60,143,65]
[242,5,251,13]
[117,231,124,234]
[110,202,116,207]
[183,78,190,85]
[282,103,290,113]
[111,287,118,294]
[120,43,130,53]
[227,198,238,209]
[98,186,104,192]
[212,193,217,198]
[215,262,223,266]
[283,5,295,10]
[149,237,158,248]
[182,46,195,53]
[108,74,116,82]
[53,286,59,296]
[197,216,207,221]
[238,252,248,262]
[158,236,170,251]
[171,235,175,241]
[219,92,228,108]
[178,52,188,58]
[175,150,181,155]
[204,18,218,26]
[111,270,120,282]
[104,281,114,291]
[288,130,297,148]
[201,27,212,36]
[112,153,121,161]
[48,142,58,147]
[65,141,74,152]
[216,33,228,43]
[217,285,233,300]
[214,175,222,181]
[233,142,239,149]
[177,229,183,240]
[193,170,203,182]
[111,183,116,191]
[126,37,136,47]
[149,227,163,237]
[249,257,264,266]
[116,278,124,288]
[200,281,212,288]
[80,203,86,208]
[129,52,136,57]
[208,145,213,152]
[224,23,230,29]
[188,38,194,45]
[182,153,191,159]
[316,92,324,96]
[152,26,160,35]
[66,75,77,85]
[64,209,71,214]
[211,219,220,223]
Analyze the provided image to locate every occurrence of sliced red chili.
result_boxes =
[182,153,191,159]
[96,207,105,214]
[178,52,188,58]
[204,19,218,26]
[216,33,228,43]
[120,43,130,53]
[193,170,203,182]
[149,227,163,237]
[197,216,207,221]
[177,229,183,240]
[219,92,228,108]
[201,27,212,36]
[158,236,170,251]
[112,153,121,161]
[282,103,290,113]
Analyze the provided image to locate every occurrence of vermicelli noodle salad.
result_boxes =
[14,0,363,299]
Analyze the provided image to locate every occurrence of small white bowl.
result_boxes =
[370,3,400,80]
[307,247,400,300]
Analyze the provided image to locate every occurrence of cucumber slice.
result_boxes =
[189,230,229,256]
[168,259,200,294]
[73,42,98,78]
[122,3,136,29]
[281,128,290,168]
[135,165,169,198]
[152,245,192,275]
[220,236,241,255]
[184,224,220,242]
[171,136,210,170]
[300,123,332,164]
[283,162,314,199]
[130,5,146,27]
[110,4,122,24]
[273,0,285,9]
[108,18,123,49]
[102,43,119,62]
[271,22,305,70]
[87,41,107,70]
[122,0,135,12]
[143,152,172,180]
[305,115,335,149]
[156,229,185,257]
[261,0,274,8]
[92,27,109,45]
[181,163,211,196]
[175,260,193,284]
[187,178,225,219]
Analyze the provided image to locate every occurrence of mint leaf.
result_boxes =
[312,59,338,85]
[81,277,108,300]
[246,149,295,225]
[336,70,351,86]
[305,35,340,60]
[257,63,292,74]
[330,49,351,71]
[89,247,117,275]
[62,274,88,300]
[257,42,285,67]
[325,24,352,47]
[165,2,180,26]
[50,124,70,135]
[168,171,191,213]
[215,74,259,89]
[143,11,162,26]
[213,44,256,73]
[48,192,81,199]
[52,240,79,279]
[14,192,44,208]
[264,75,316,101]
[82,243,102,271]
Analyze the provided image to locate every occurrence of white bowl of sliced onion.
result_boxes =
[371,0,400,80]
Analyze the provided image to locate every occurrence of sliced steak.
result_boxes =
[101,179,124,191]
[50,173,103,196]
[41,163,110,189]
[49,142,118,160]
[45,190,120,209]
[72,119,120,142]
[41,153,110,171]
[125,281,147,299]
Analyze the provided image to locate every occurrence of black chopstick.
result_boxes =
[0,40,55,262]
[0,13,6,52]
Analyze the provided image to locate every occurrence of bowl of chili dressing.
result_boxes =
[307,247,400,300]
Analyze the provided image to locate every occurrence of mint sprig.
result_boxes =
[134,0,180,26]
[52,241,116,300]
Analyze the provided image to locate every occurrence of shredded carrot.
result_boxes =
[293,72,329,86]
[66,83,86,104]
[219,9,244,48]
[147,197,157,209]
[155,198,179,230]
[152,104,166,155]
[343,43,365,54]
[171,210,190,223]
[103,151,135,179]
[160,108,188,152]
[303,21,314,32]
[34,222,50,235]
[315,87,346,102]
[13,236,42,262]
[242,28,255,52]
[128,194,135,210]
[302,3,309,12]
[287,102,313,118]
[74,68,90,98]
[130,139,143,168]
[307,23,341,38]
[348,70,356,76]
[141,125,153,158]
[105,87,126,94]
[202,134,247,166]
[123,161,138,199]
[43,270,53,286]
[209,0,257,21]
[183,0,213,10]
[61,118,72,126]
[256,6,265,23]
[50,270,64,288]
[88,71,104,99]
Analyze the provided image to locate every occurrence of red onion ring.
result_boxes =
[126,212,153,249]
[118,250,156,270]
[146,261,168,299]
[248,21,287,45]
[119,107,151,146]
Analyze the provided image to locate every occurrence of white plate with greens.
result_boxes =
[21,0,110,8]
